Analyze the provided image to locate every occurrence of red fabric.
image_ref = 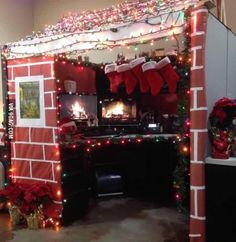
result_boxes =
[107,71,123,93]
[122,70,138,95]
[158,63,179,93]
[143,69,163,96]
[55,62,96,94]
[131,63,149,93]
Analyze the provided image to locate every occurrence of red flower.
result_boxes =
[211,108,227,123]
[0,182,53,215]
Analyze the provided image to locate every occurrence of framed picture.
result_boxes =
[15,76,45,127]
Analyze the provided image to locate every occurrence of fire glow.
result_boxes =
[102,101,136,120]
[71,102,87,119]
[105,102,125,118]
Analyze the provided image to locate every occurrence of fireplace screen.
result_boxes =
[60,95,97,121]
[101,99,137,122]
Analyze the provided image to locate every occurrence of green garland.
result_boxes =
[173,8,191,213]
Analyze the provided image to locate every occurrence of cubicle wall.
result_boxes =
[205,13,236,155]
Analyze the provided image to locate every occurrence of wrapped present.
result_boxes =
[9,205,21,229]
[26,213,39,230]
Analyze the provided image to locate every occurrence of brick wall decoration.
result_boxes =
[7,56,62,219]
[189,6,208,242]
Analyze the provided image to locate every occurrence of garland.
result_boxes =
[172,8,191,213]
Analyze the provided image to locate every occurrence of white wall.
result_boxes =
[0,0,33,44]
[33,0,236,35]
[33,0,127,32]
[206,13,236,114]
[205,13,236,155]
[0,0,34,123]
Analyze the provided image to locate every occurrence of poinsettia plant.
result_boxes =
[0,182,53,215]
[209,97,236,129]
[209,97,236,159]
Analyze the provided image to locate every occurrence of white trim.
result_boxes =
[12,143,16,158]
[156,56,170,70]
[29,127,31,143]
[190,129,208,132]
[129,57,146,69]
[191,46,204,70]
[193,130,198,162]
[42,144,46,160]
[13,141,57,145]
[190,186,205,190]
[11,67,14,81]
[8,92,15,95]
[53,128,56,144]
[50,63,54,78]
[191,10,207,37]
[44,77,55,80]
[12,157,60,164]
[190,215,206,220]
[189,234,201,238]
[15,75,45,127]
[191,66,204,70]
[190,86,206,112]
[45,107,57,110]
[8,61,54,68]
[117,63,130,72]
[191,32,205,37]
[104,63,117,74]
[53,200,62,205]
[194,189,198,217]
[44,91,56,94]
[11,175,58,183]
[142,61,157,72]
[190,107,208,111]
[27,65,30,76]
[29,160,32,178]
[51,92,54,108]
[52,163,55,181]
[191,160,204,164]
[8,78,55,82]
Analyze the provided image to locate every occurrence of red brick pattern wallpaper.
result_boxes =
[190,6,208,242]
[7,56,62,218]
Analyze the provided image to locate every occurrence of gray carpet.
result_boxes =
[0,197,189,242]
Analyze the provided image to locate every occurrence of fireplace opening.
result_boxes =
[59,94,97,124]
[100,99,137,123]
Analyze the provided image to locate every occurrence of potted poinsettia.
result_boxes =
[0,182,53,229]
[209,97,236,159]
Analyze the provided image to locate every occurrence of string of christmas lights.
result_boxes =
[27,0,199,38]
[2,0,199,58]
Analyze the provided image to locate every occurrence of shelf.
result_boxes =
[205,156,236,166]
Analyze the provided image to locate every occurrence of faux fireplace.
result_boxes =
[60,94,97,124]
[100,99,137,123]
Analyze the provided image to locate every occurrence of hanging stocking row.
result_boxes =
[105,56,180,95]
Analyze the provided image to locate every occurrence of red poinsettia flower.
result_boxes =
[210,97,236,125]
[211,108,227,123]
[0,182,53,215]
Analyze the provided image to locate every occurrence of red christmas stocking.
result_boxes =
[142,61,163,96]
[130,57,149,93]
[156,57,179,93]
[117,64,138,95]
[105,64,123,93]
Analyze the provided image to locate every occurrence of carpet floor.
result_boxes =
[0,197,189,242]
